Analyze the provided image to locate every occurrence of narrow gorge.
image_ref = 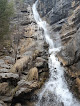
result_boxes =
[0,0,80,106]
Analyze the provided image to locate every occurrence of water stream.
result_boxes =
[32,0,80,106]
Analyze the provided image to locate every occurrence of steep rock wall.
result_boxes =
[38,0,80,98]
[38,0,80,24]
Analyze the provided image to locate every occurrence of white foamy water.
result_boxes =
[32,0,80,106]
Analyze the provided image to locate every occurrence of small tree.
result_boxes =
[0,0,13,40]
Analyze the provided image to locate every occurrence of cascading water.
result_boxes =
[32,0,80,106]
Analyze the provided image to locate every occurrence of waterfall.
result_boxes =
[32,0,80,106]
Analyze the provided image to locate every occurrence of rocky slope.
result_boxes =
[0,0,49,106]
[38,0,80,99]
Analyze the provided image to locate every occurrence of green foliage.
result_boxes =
[0,0,14,40]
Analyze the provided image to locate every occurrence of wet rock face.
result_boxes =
[37,0,80,99]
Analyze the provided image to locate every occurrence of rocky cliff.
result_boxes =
[0,0,49,106]
[38,0,80,99]
[0,0,80,106]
